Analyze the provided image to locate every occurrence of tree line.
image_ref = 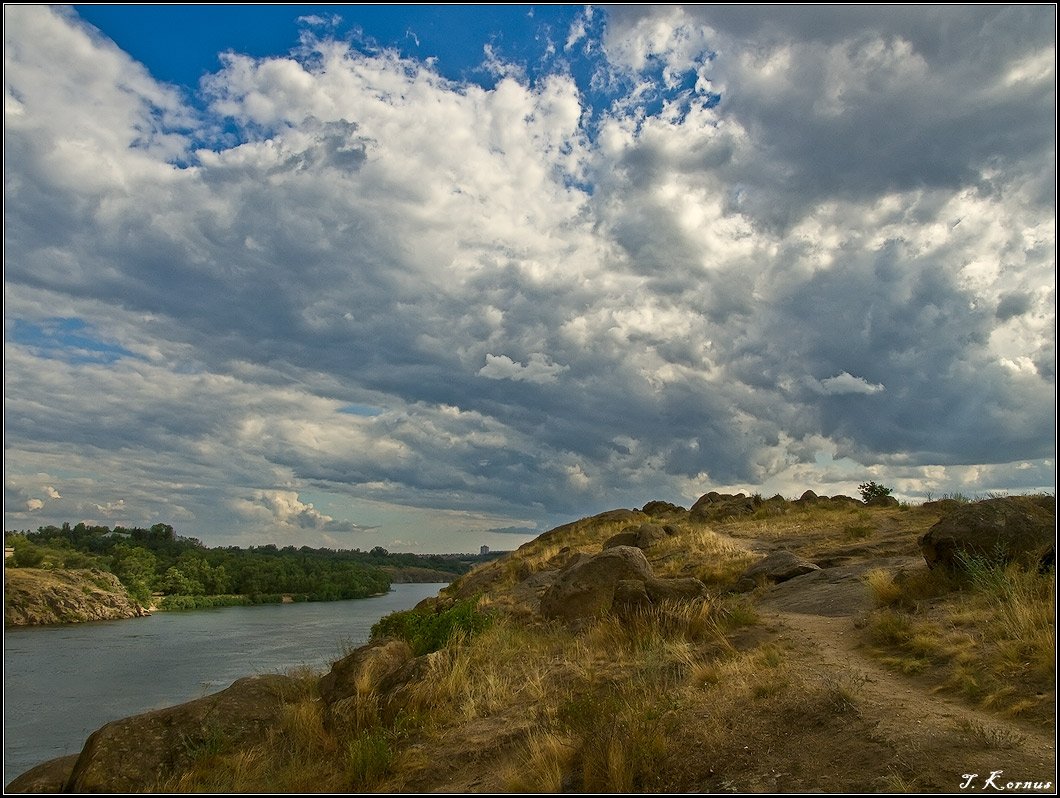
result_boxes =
[4,522,479,609]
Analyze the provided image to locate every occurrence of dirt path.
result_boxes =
[759,564,1056,793]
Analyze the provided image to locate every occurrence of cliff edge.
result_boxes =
[4,567,149,626]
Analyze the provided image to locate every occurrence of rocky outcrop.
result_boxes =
[644,575,709,603]
[640,500,686,517]
[919,496,1055,570]
[736,551,821,592]
[3,568,148,626]
[602,523,671,550]
[866,495,900,508]
[540,546,654,622]
[65,674,299,792]
[538,546,708,622]
[690,492,761,522]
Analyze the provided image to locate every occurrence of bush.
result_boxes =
[858,481,893,503]
[11,543,45,568]
[159,594,252,610]
[370,596,493,655]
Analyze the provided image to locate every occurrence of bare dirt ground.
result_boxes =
[757,560,1055,793]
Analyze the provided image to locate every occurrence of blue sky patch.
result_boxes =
[10,318,135,365]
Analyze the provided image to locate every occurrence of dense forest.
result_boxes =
[4,523,488,609]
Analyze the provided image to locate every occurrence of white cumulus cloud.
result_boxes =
[479,353,570,384]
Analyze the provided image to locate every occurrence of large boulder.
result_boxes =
[539,546,653,622]
[377,649,450,725]
[602,523,670,551]
[64,674,298,792]
[5,755,79,793]
[611,579,653,618]
[736,551,821,592]
[611,576,709,621]
[866,495,900,508]
[919,496,1055,570]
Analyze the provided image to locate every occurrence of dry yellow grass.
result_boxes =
[865,561,1055,719]
[152,497,1055,793]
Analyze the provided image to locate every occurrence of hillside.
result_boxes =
[4,568,149,626]
[7,492,1055,793]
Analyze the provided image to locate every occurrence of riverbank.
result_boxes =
[11,494,1051,793]
[3,583,447,786]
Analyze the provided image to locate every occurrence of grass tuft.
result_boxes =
[865,560,1055,718]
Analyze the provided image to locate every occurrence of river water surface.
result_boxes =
[3,583,445,786]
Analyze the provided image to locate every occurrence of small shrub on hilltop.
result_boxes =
[858,481,893,503]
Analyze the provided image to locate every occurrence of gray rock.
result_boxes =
[919,496,1055,570]
[612,579,653,617]
[5,755,79,793]
[737,551,821,591]
[65,674,299,792]
[539,546,653,622]
[645,576,709,603]
[602,523,669,551]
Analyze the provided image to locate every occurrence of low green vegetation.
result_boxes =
[371,596,495,655]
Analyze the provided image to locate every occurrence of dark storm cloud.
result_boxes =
[3,6,1053,544]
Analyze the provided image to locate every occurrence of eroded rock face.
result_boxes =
[539,546,654,622]
[737,551,820,592]
[919,496,1055,570]
[377,650,449,725]
[64,674,299,793]
[4,568,148,626]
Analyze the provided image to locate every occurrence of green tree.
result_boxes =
[858,481,893,503]
[10,540,45,567]
[111,544,158,605]
[159,566,204,596]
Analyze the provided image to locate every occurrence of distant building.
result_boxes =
[480,545,489,556]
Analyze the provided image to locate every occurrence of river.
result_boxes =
[2,583,445,786]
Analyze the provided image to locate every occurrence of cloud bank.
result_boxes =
[3,5,1054,549]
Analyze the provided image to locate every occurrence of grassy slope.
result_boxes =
[157,498,1056,793]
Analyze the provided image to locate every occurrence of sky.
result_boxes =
[3,5,1056,553]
